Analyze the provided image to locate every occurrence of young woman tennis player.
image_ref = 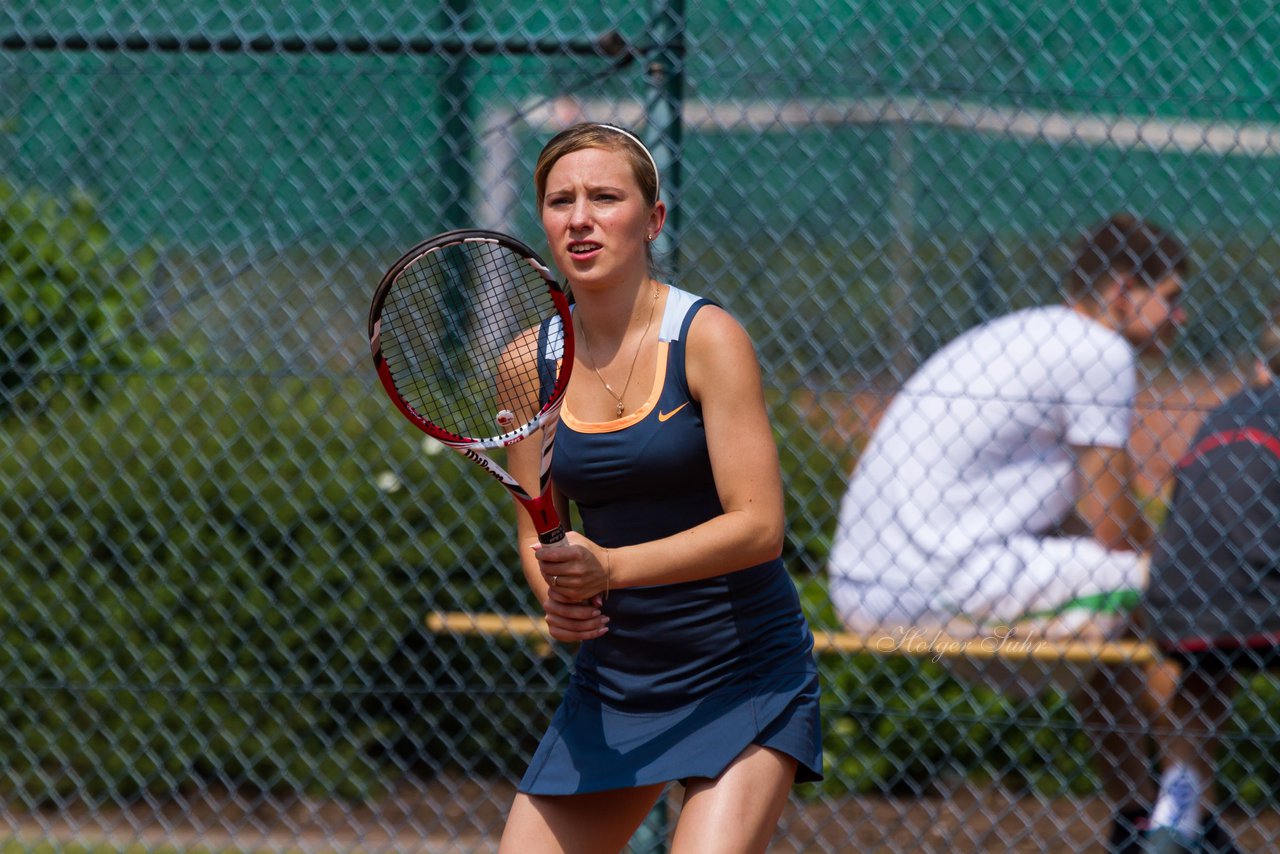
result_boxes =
[497,123,822,853]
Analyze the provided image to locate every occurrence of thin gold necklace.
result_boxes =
[579,284,660,417]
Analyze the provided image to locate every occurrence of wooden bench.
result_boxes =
[425,611,1157,665]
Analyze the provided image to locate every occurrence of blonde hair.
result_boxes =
[533,123,661,209]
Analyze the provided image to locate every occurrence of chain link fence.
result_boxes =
[3,1,1279,851]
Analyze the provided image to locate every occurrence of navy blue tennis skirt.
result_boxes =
[519,560,823,795]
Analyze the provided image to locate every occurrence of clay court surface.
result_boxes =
[8,773,1279,853]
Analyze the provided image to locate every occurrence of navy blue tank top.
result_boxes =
[546,287,815,712]
[553,288,722,546]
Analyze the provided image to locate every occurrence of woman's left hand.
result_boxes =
[534,532,609,603]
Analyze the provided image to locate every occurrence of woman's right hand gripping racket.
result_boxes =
[368,228,574,545]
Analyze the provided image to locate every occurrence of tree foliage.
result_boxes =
[0,179,163,412]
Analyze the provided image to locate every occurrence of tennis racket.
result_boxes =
[369,228,574,545]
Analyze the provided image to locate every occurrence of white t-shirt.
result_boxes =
[828,306,1136,600]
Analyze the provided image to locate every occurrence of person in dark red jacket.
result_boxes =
[1140,307,1280,854]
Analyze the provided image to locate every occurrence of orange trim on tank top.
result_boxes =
[561,341,670,433]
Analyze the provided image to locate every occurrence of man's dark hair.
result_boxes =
[1066,213,1188,300]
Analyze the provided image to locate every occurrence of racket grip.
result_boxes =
[537,526,567,546]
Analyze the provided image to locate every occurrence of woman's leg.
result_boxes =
[669,745,797,854]
[499,783,665,854]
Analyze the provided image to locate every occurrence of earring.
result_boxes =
[646,233,655,241]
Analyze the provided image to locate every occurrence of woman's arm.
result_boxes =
[507,436,608,641]
[498,333,609,642]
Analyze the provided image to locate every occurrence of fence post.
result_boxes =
[632,12,685,853]
[435,0,475,230]
[644,0,686,278]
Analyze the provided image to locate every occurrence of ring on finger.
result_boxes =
[551,575,559,587]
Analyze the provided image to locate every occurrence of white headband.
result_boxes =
[597,123,661,202]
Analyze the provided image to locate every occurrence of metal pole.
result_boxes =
[0,29,629,57]
[436,0,475,230]
[643,0,686,278]
[630,11,686,847]
[431,0,475,374]
[888,121,917,381]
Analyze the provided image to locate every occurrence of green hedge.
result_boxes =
[2,375,1276,805]
[796,575,1280,805]
[0,180,165,414]
[0,376,538,802]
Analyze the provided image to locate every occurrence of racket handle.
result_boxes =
[537,526,567,546]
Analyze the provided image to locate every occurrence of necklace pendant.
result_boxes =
[616,402,625,417]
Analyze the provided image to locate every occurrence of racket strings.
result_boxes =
[379,242,557,440]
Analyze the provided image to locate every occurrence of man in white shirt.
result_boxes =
[829,214,1187,853]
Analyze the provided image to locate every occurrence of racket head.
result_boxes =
[368,229,574,448]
